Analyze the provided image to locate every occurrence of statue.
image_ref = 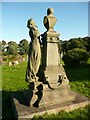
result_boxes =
[25,18,41,82]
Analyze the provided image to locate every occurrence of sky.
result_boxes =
[0,0,90,2]
[1,1,89,43]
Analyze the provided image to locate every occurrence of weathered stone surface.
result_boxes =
[41,31,69,88]
[41,8,69,89]
[43,8,57,32]
[25,18,41,83]
[11,88,90,119]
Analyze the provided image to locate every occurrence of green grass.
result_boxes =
[0,65,2,90]
[33,105,90,120]
[2,62,28,118]
[64,65,90,98]
[2,60,90,119]
[2,62,28,91]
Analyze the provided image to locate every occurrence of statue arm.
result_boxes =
[31,26,40,38]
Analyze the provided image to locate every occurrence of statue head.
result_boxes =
[27,18,36,28]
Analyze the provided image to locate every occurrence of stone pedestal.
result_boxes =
[42,31,60,67]
[11,86,90,119]
[41,31,69,89]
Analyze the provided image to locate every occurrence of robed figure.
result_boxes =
[25,18,41,82]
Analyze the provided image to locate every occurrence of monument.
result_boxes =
[11,8,90,119]
[41,8,69,88]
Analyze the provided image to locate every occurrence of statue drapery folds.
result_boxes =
[25,18,41,82]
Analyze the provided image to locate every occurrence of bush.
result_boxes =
[62,48,89,66]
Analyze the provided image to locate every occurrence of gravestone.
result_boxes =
[11,8,90,119]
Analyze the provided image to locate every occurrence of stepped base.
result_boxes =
[11,85,90,119]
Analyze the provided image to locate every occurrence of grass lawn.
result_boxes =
[2,60,90,119]
[33,105,90,120]
[2,62,28,118]
[64,65,90,98]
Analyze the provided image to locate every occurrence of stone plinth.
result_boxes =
[41,31,69,89]
[11,86,90,119]
[41,31,60,67]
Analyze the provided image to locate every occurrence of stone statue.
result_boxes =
[25,18,41,82]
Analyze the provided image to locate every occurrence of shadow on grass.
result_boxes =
[2,90,33,119]
[63,64,90,82]
[2,90,17,119]
[2,83,43,119]
[63,64,90,98]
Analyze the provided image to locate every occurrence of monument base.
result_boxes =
[44,65,69,89]
[11,85,90,119]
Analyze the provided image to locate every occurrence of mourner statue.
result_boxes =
[25,18,41,82]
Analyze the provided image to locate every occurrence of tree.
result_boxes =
[0,42,1,50]
[69,38,86,50]
[62,41,71,53]
[83,37,90,53]
[2,40,6,52]
[19,39,29,55]
[62,48,89,66]
[0,42,2,55]
[58,40,63,53]
[7,41,19,55]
